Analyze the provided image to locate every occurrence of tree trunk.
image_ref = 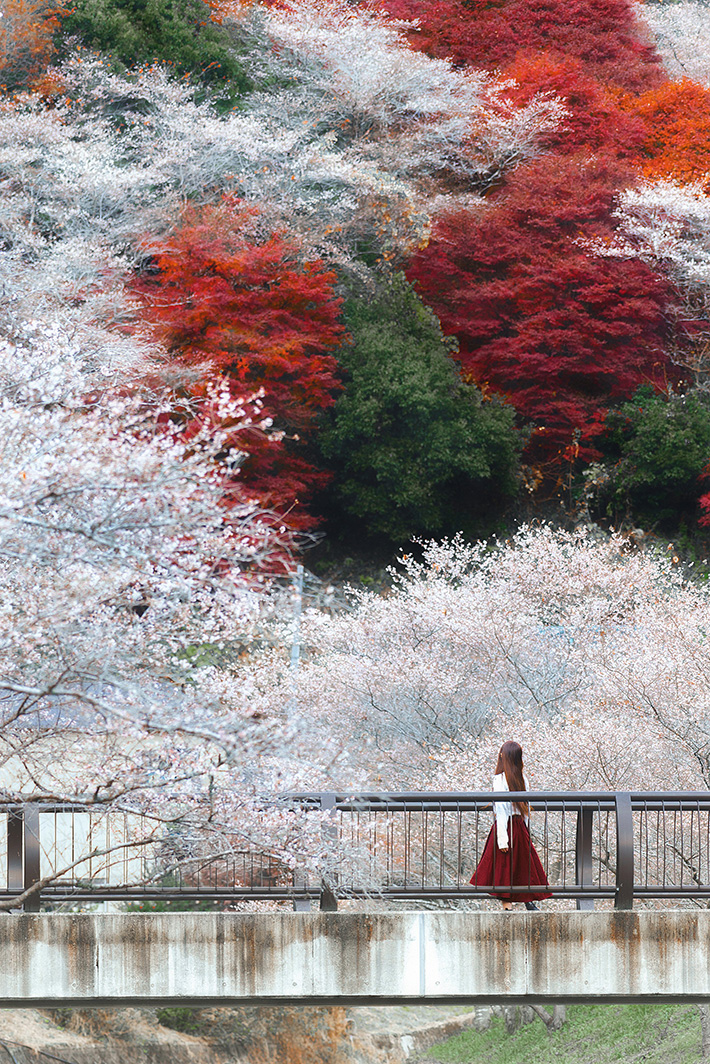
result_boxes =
[503,1005,536,1032]
[473,1006,492,1032]
[698,1004,710,1059]
[503,1006,521,1034]
[530,1004,567,1031]
[551,1005,567,1031]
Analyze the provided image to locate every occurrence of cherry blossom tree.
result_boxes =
[0,317,355,896]
[257,0,565,191]
[611,179,710,290]
[637,1,710,86]
[287,526,710,791]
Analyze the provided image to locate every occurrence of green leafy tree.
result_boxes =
[598,386,710,528]
[318,275,521,542]
[61,0,250,95]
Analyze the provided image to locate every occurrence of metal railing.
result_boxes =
[3,792,710,911]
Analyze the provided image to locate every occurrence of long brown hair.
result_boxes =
[495,740,529,817]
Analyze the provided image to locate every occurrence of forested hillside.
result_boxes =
[8,0,710,935]
[5,0,710,549]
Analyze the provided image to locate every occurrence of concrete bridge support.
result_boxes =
[0,912,707,1007]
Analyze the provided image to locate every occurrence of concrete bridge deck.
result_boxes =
[0,912,707,1007]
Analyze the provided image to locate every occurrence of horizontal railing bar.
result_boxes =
[9,888,618,902]
[0,790,707,805]
[630,803,710,811]
[629,793,710,801]
[0,802,160,814]
[328,801,613,812]
[284,790,710,801]
[284,791,620,803]
[24,885,611,895]
[282,792,710,812]
[632,889,710,896]
[1,792,709,813]
[329,889,618,899]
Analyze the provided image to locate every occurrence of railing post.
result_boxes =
[615,792,634,910]
[22,804,41,913]
[6,805,41,911]
[292,876,311,912]
[7,806,22,903]
[319,793,338,912]
[575,805,594,911]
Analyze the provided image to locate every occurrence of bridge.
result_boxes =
[0,791,708,1006]
[1,911,710,1006]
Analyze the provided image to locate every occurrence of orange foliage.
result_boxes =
[632,79,710,189]
[0,0,63,91]
[206,0,254,22]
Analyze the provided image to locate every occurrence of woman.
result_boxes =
[471,740,551,910]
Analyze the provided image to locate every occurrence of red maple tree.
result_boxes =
[503,54,648,160]
[406,156,679,468]
[134,198,345,526]
[379,0,683,477]
[380,0,663,93]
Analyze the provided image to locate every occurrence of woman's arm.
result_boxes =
[493,773,511,849]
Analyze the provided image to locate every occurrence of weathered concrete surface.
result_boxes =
[0,912,709,1006]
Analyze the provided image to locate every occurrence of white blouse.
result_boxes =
[493,771,529,849]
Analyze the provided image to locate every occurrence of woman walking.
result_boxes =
[471,740,551,910]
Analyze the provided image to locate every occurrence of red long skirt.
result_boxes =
[471,815,552,902]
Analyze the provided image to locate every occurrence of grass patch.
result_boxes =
[426,1004,703,1064]
[156,1007,205,1034]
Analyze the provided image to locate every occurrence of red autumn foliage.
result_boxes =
[134,198,345,526]
[503,55,647,159]
[631,79,710,190]
[696,480,710,527]
[698,489,710,526]
[406,156,678,467]
[380,0,663,93]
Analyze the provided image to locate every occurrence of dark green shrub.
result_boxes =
[318,274,521,542]
[47,1008,74,1028]
[597,386,710,528]
[156,1006,204,1033]
[61,0,251,95]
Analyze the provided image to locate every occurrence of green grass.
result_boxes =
[426,1004,704,1064]
[156,1007,206,1034]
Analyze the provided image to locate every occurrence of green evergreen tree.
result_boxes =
[319,275,520,542]
[61,0,250,95]
[598,386,710,528]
